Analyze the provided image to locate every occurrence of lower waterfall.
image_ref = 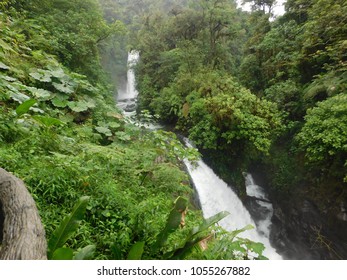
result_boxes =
[184,141,282,260]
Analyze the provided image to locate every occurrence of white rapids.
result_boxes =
[184,140,282,260]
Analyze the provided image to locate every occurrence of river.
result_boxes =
[117,51,282,260]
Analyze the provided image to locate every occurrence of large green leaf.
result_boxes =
[53,80,75,94]
[110,244,123,260]
[115,131,131,141]
[127,242,145,260]
[167,236,207,260]
[68,101,90,112]
[47,196,90,259]
[190,211,230,239]
[9,91,30,103]
[84,99,96,109]
[247,241,266,257]
[47,67,66,79]
[0,39,16,52]
[52,95,68,108]
[33,115,65,127]
[0,75,17,82]
[95,126,112,137]
[108,122,121,129]
[74,245,96,260]
[29,70,52,82]
[152,197,187,251]
[228,224,254,240]
[169,211,230,259]
[52,248,74,260]
[0,62,10,70]
[16,99,37,117]
[29,88,52,100]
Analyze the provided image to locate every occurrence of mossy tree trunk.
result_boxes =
[0,168,47,260]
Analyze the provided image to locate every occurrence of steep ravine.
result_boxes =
[118,52,283,259]
[117,52,347,260]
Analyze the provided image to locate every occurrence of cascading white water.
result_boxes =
[184,140,282,260]
[118,52,282,259]
[245,173,274,239]
[117,51,139,117]
[117,51,162,130]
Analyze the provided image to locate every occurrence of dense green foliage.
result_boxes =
[130,0,346,211]
[296,94,347,182]
[1,0,346,260]
[131,0,283,189]
[0,0,269,260]
[238,0,347,205]
[2,0,124,81]
[133,1,283,166]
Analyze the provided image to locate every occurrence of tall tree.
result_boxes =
[242,0,277,15]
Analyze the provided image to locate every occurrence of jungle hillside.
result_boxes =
[0,0,346,260]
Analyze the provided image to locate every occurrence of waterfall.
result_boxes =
[118,52,282,259]
[184,140,282,260]
[245,173,274,239]
[117,50,139,117]
[117,51,162,130]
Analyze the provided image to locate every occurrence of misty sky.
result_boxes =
[237,0,286,17]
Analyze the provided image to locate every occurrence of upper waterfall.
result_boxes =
[117,51,140,117]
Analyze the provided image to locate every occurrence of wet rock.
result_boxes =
[270,199,347,259]
[337,202,347,222]
[246,167,347,260]
[244,196,272,221]
[124,103,136,112]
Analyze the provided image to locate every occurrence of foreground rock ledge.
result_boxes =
[0,168,47,260]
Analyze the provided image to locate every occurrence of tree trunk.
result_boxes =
[0,168,47,260]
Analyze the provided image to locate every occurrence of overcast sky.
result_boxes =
[237,0,286,17]
[272,0,286,16]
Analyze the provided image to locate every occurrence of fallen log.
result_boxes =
[0,168,47,260]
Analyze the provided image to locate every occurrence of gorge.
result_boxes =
[119,52,283,260]
[118,50,347,260]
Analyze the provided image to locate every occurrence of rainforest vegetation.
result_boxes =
[130,0,346,219]
[0,0,346,260]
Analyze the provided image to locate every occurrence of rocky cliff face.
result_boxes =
[246,167,347,260]
[269,198,347,260]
